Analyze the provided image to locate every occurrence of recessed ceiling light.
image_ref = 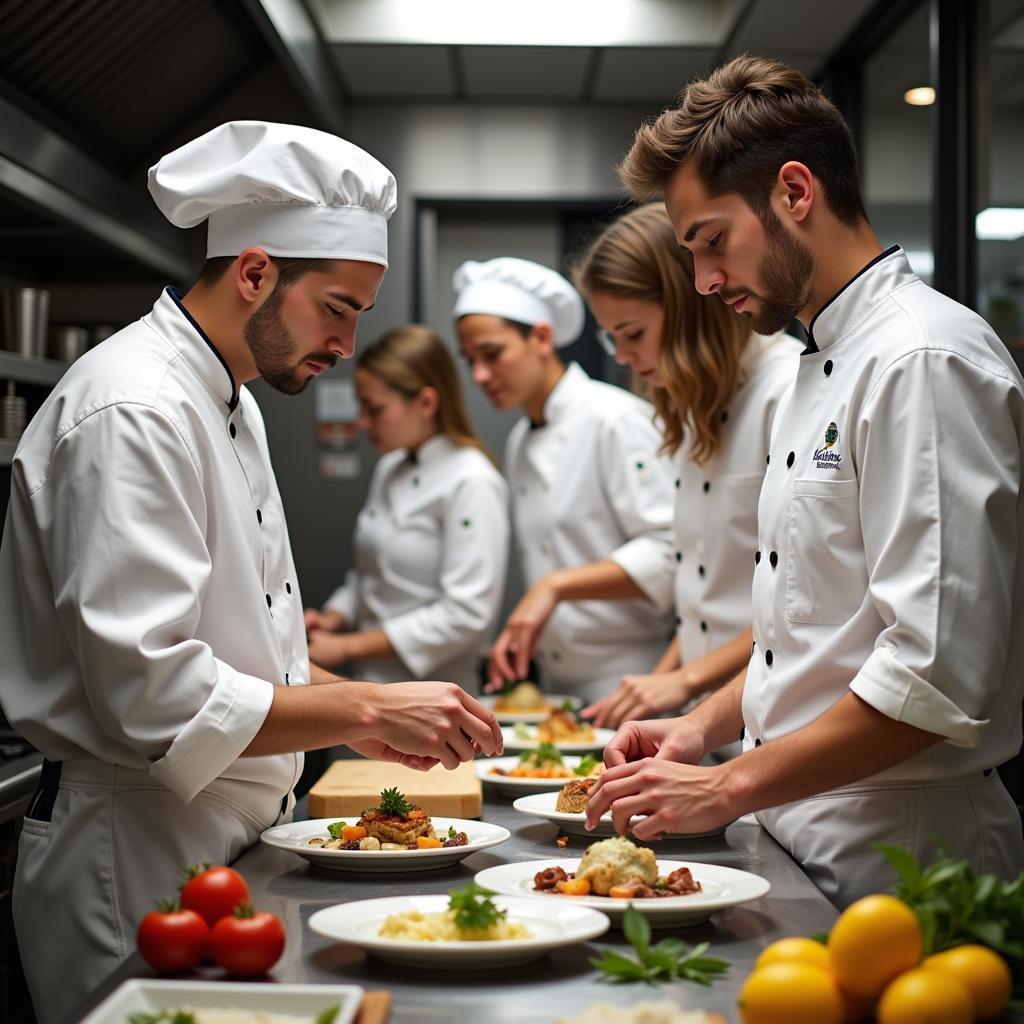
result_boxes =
[904,86,936,106]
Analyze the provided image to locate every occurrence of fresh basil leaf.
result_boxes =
[313,1006,341,1024]
[875,842,923,888]
[326,821,347,840]
[622,904,651,959]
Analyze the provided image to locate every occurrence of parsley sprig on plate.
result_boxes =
[519,742,563,766]
[448,882,506,933]
[375,787,414,816]
[590,905,729,985]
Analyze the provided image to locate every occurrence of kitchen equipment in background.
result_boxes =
[51,326,90,364]
[91,324,117,348]
[1,288,49,359]
[1,382,27,440]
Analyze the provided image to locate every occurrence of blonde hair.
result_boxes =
[572,204,749,464]
[357,325,493,461]
[619,55,866,226]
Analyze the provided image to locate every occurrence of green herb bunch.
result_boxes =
[519,742,563,766]
[877,843,1024,995]
[574,754,598,776]
[375,787,414,816]
[590,904,729,985]
[448,882,506,932]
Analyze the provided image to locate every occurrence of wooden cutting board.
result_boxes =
[308,759,482,818]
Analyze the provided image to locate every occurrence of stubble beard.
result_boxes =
[243,293,312,396]
[746,207,815,336]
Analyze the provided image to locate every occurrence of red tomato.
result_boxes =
[137,905,209,973]
[180,865,250,927]
[210,905,285,976]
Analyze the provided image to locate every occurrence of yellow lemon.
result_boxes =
[755,936,833,972]
[738,961,844,1024]
[876,966,973,1024]
[922,944,1012,1020]
[828,894,923,998]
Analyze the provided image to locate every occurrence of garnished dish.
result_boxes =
[535,709,596,744]
[501,720,615,754]
[378,882,530,943]
[533,836,702,899]
[489,744,599,780]
[126,1008,340,1024]
[305,788,468,852]
[481,684,582,725]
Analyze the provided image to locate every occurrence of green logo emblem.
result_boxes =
[824,422,839,449]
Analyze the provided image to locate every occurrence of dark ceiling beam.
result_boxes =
[241,0,348,134]
[0,95,193,281]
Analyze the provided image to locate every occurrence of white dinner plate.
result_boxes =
[260,817,510,872]
[474,858,770,927]
[479,693,582,724]
[476,755,599,797]
[500,724,615,754]
[512,791,729,840]
[308,894,610,969]
[79,980,363,1024]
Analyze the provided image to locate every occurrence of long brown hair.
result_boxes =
[357,324,493,462]
[572,204,749,464]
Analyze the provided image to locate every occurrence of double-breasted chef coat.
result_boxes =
[506,362,676,702]
[0,288,305,1023]
[324,433,509,687]
[744,247,1024,908]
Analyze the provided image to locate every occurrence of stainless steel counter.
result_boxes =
[70,793,843,1023]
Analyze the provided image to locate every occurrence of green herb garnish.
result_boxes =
[518,741,563,767]
[574,754,598,776]
[448,825,457,839]
[559,699,576,713]
[513,722,532,740]
[375,787,414,816]
[448,881,506,932]
[313,1005,341,1024]
[590,904,730,985]
[129,1014,196,1024]
[326,821,348,840]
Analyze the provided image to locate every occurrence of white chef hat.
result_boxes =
[452,257,585,348]
[148,121,398,267]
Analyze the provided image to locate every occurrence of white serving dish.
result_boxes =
[479,692,582,724]
[475,755,598,797]
[499,724,615,754]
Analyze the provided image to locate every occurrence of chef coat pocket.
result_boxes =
[786,477,864,625]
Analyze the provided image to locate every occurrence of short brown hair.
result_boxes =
[620,55,867,226]
[195,255,332,289]
[572,204,750,464]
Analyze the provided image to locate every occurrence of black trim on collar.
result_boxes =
[804,244,902,354]
[166,287,239,410]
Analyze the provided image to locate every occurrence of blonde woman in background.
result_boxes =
[305,325,508,689]
[493,205,801,753]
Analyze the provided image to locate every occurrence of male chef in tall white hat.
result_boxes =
[0,121,502,1023]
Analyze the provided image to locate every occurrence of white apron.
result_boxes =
[0,289,305,1021]
[745,247,1024,907]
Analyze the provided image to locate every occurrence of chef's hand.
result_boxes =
[486,579,559,691]
[363,681,503,770]
[601,716,705,768]
[346,738,440,772]
[584,758,734,839]
[581,669,690,729]
[307,629,353,669]
[304,608,345,634]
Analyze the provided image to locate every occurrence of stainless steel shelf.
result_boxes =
[0,350,66,386]
[0,439,17,465]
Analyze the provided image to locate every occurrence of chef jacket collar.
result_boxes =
[162,287,239,410]
[406,432,452,467]
[804,244,906,354]
[531,361,587,428]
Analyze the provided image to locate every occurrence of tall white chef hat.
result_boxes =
[148,121,398,267]
[452,257,585,348]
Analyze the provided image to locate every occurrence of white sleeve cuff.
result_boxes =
[324,579,357,622]
[149,665,275,802]
[849,646,988,749]
[611,538,676,611]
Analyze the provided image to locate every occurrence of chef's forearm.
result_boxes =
[683,668,746,755]
[680,628,754,702]
[549,560,647,602]
[719,691,944,815]
[241,680,378,756]
[653,635,681,673]
[343,628,395,661]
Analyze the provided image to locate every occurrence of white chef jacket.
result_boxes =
[744,247,1024,904]
[672,332,801,666]
[0,287,304,811]
[506,362,676,700]
[325,433,509,687]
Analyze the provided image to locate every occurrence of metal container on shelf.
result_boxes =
[1,381,27,440]
[51,326,90,364]
[1,288,49,359]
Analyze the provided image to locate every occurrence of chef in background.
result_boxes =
[455,258,676,704]
[491,205,801,751]
[586,56,1024,909]
[304,324,508,688]
[0,121,501,1023]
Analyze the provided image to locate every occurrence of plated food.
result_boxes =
[481,683,583,724]
[476,753,601,797]
[556,1004,719,1024]
[513,789,731,840]
[501,721,614,754]
[308,891,610,969]
[379,882,529,943]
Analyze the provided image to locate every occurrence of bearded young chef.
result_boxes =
[454,259,676,704]
[585,57,1024,909]
[0,122,502,1023]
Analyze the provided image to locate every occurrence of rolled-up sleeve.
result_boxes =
[848,348,1021,747]
[384,473,510,678]
[45,404,274,801]
[599,410,676,610]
